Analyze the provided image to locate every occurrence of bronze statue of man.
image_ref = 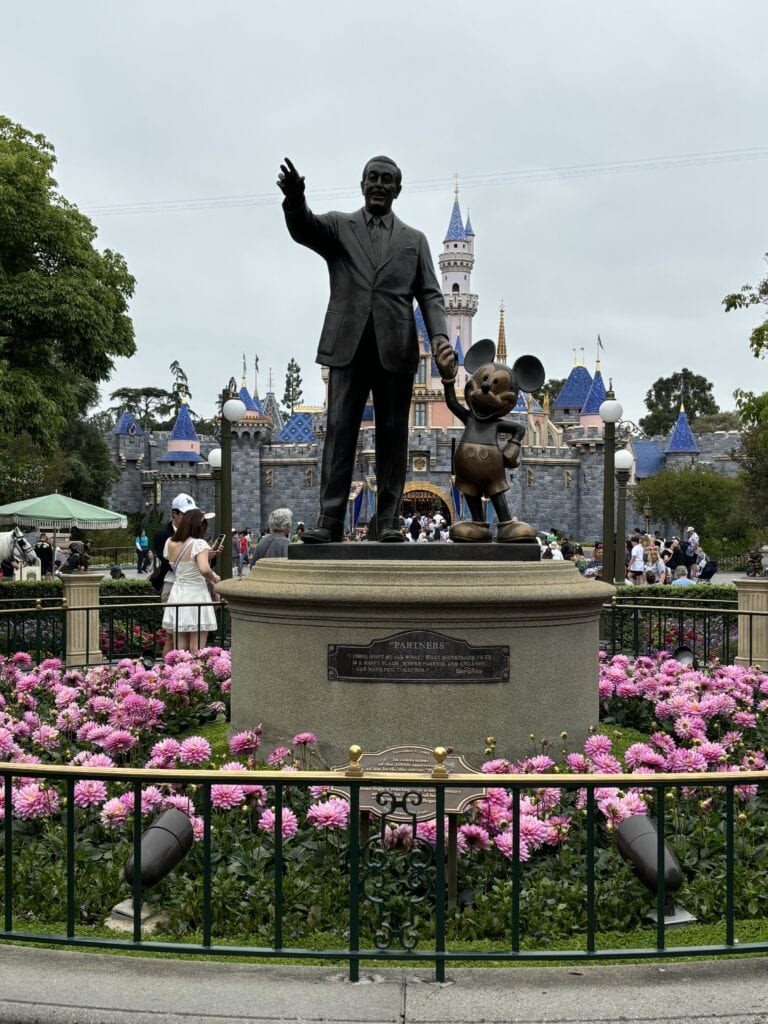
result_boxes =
[278,156,456,543]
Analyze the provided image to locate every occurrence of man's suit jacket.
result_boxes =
[283,202,447,374]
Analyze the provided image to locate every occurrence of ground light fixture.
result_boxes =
[110,808,194,927]
[616,814,695,925]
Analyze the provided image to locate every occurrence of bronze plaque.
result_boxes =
[328,629,508,684]
[330,745,486,822]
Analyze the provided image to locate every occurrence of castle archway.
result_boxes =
[401,482,453,524]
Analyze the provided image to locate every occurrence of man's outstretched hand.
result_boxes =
[277,158,305,205]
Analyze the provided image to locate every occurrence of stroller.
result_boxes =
[697,559,718,583]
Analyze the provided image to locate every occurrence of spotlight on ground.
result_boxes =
[123,807,193,888]
[616,814,695,926]
[669,645,696,668]
[140,648,156,671]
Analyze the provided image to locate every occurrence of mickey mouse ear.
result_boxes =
[512,355,546,393]
[464,339,496,375]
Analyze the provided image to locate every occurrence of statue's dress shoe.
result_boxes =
[378,528,406,543]
[449,520,492,543]
[496,519,537,543]
[301,527,342,544]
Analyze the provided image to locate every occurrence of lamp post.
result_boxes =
[207,446,222,532]
[599,386,623,586]
[643,499,653,536]
[211,385,246,581]
[614,447,634,585]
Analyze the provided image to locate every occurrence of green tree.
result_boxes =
[737,426,768,532]
[0,116,135,451]
[723,252,768,358]
[689,410,742,432]
[532,378,566,407]
[282,358,303,417]
[639,369,718,436]
[108,386,174,429]
[632,465,748,543]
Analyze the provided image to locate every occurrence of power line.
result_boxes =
[83,146,768,217]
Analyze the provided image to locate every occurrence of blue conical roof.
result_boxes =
[112,411,144,436]
[553,365,593,410]
[238,385,261,414]
[580,368,607,416]
[168,403,199,441]
[444,195,465,242]
[665,408,700,454]
[513,392,543,413]
[464,211,474,237]
[454,333,465,366]
[414,305,431,351]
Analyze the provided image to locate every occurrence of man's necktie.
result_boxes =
[370,217,382,264]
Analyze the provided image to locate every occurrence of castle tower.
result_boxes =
[438,189,478,351]
[664,400,700,465]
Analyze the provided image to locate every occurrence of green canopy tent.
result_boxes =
[0,494,127,569]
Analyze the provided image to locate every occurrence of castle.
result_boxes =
[107,192,741,540]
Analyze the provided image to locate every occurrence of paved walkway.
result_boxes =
[0,947,766,1023]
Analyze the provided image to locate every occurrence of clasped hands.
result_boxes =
[433,336,457,381]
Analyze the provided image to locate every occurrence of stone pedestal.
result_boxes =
[733,578,768,667]
[61,573,103,667]
[220,557,613,767]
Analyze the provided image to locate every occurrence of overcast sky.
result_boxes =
[3,0,767,425]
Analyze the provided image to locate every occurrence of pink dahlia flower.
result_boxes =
[179,736,212,766]
[292,731,317,746]
[228,729,262,758]
[307,797,349,831]
[73,779,108,809]
[258,806,298,839]
[100,797,130,829]
[211,783,246,810]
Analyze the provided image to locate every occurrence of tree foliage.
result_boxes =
[532,378,566,408]
[282,358,303,417]
[639,369,719,436]
[108,386,175,429]
[723,252,768,359]
[0,116,135,451]
[632,466,748,544]
[736,426,768,532]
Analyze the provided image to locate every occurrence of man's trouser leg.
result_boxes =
[371,361,414,531]
[318,347,372,536]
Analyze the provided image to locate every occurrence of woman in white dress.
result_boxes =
[162,509,220,653]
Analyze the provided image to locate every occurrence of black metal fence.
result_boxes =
[1,762,766,980]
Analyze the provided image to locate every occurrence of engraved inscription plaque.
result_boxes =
[328,629,509,684]
[329,745,486,822]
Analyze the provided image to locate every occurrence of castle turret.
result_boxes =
[438,189,477,350]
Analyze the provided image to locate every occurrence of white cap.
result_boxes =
[686,525,695,533]
[171,493,214,519]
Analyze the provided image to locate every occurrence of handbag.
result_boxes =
[148,560,168,593]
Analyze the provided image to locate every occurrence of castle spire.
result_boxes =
[443,191,465,242]
[497,302,507,363]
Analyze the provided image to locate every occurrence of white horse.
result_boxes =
[0,527,37,567]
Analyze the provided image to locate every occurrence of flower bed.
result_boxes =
[1,650,767,945]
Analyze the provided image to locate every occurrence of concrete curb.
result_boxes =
[0,947,766,1023]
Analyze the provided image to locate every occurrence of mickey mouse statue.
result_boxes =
[441,338,545,543]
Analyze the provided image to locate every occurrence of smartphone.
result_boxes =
[208,533,226,552]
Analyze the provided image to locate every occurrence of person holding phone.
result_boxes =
[162,509,220,654]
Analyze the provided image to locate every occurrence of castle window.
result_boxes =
[564,470,573,489]
[265,468,273,488]
[414,402,427,427]
[452,283,459,294]
[305,467,313,487]
[526,468,534,487]
[416,358,427,385]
